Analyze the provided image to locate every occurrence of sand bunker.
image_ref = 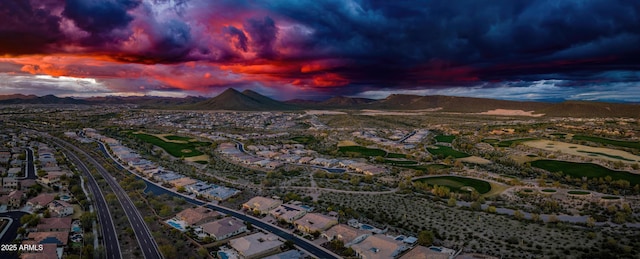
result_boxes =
[523,140,640,163]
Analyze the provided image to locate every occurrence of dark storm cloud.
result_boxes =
[62,0,141,35]
[223,26,249,52]
[0,0,64,54]
[244,16,279,59]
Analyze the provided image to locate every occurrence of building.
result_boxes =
[229,232,283,259]
[2,177,19,190]
[36,217,72,232]
[269,204,307,223]
[175,206,220,226]
[7,190,24,208]
[243,196,282,215]
[294,213,338,234]
[200,217,247,241]
[400,245,449,259]
[351,235,408,259]
[27,193,56,210]
[48,200,74,217]
[323,224,370,247]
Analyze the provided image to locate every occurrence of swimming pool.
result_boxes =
[72,225,82,232]
[360,224,374,230]
[217,251,229,259]
[166,219,185,231]
[60,195,71,201]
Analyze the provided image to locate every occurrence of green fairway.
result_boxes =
[531,160,640,185]
[567,190,590,195]
[414,176,492,194]
[497,138,537,147]
[482,139,499,144]
[339,145,405,158]
[164,135,193,141]
[291,135,316,144]
[427,145,470,158]
[435,135,456,143]
[573,135,640,150]
[382,159,418,165]
[577,150,636,162]
[132,133,209,158]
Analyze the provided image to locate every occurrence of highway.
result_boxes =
[56,144,122,259]
[97,143,340,259]
[52,138,163,259]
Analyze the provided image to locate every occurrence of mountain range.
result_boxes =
[1,89,639,118]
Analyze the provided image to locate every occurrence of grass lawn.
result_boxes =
[577,150,636,162]
[573,135,640,150]
[414,176,492,194]
[497,138,537,147]
[567,190,590,195]
[382,159,418,165]
[291,135,316,144]
[531,160,640,185]
[132,133,209,158]
[427,145,470,158]
[339,145,405,158]
[400,164,451,172]
[541,189,557,193]
[435,135,456,143]
[163,135,193,141]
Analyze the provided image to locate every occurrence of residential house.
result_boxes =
[200,217,247,241]
[399,246,449,259]
[175,206,220,226]
[27,193,56,210]
[229,232,283,259]
[7,190,24,208]
[48,200,74,217]
[269,204,307,223]
[36,217,72,232]
[2,177,19,190]
[26,231,69,246]
[243,196,282,215]
[323,224,370,247]
[294,213,338,234]
[351,235,408,259]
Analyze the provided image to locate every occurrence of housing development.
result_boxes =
[1,92,639,259]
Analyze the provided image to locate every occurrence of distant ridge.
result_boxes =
[0,90,639,117]
[0,94,88,105]
[188,88,297,111]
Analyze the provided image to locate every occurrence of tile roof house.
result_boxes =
[27,193,56,210]
[351,235,408,259]
[242,196,282,215]
[229,232,283,259]
[36,217,72,232]
[200,217,247,241]
[269,204,307,223]
[294,213,338,234]
[48,200,74,217]
[399,245,449,259]
[175,206,220,226]
[323,224,370,247]
[27,231,69,246]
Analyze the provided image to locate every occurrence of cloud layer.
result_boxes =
[0,0,639,101]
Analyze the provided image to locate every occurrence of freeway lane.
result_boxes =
[58,146,122,259]
[97,143,340,259]
[54,138,163,259]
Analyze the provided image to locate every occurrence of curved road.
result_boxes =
[52,138,163,259]
[98,142,340,259]
[0,211,29,259]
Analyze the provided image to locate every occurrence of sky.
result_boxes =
[1,0,639,102]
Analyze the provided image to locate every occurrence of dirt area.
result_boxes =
[305,110,347,115]
[337,140,358,147]
[478,109,544,117]
[458,156,492,164]
[185,154,209,162]
[523,140,640,163]
[359,109,441,116]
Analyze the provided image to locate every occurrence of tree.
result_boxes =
[514,210,524,220]
[159,244,177,258]
[197,247,208,258]
[586,217,596,228]
[486,206,497,213]
[417,230,434,246]
[447,196,456,207]
[470,201,482,211]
